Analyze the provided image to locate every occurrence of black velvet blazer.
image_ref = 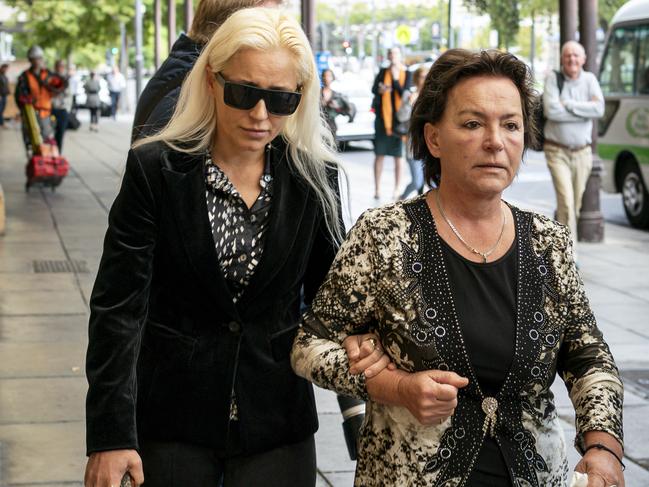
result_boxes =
[85,139,338,456]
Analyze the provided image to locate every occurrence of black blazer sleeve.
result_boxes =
[85,149,158,454]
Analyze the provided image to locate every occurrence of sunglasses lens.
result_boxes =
[267,92,301,116]
[224,83,259,110]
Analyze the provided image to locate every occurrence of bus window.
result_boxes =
[637,26,649,94]
[600,26,637,94]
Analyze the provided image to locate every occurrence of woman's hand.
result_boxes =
[342,334,395,378]
[575,450,625,487]
[395,370,469,426]
[575,432,625,487]
[84,449,144,487]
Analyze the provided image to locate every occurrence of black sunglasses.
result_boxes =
[214,72,302,116]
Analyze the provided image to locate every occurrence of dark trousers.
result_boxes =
[89,107,98,125]
[52,108,68,151]
[109,91,120,119]
[0,95,6,125]
[139,435,316,487]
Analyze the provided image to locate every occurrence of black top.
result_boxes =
[440,223,518,487]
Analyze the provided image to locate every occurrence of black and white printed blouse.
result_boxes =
[205,153,273,303]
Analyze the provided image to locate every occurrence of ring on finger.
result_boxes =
[365,337,377,351]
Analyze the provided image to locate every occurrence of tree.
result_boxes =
[464,0,520,49]
[6,0,134,67]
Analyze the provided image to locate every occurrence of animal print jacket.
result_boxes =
[291,195,623,487]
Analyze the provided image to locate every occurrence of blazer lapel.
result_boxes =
[237,143,309,308]
[161,151,239,319]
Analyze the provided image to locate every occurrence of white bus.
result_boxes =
[598,0,649,228]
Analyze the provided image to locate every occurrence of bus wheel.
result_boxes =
[621,161,649,229]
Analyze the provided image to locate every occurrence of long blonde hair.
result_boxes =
[134,8,344,243]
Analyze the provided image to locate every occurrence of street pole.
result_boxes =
[577,0,604,242]
[120,22,129,112]
[530,13,536,77]
[184,0,193,33]
[371,0,377,69]
[168,0,176,53]
[301,0,315,47]
[154,0,161,69]
[447,0,453,49]
[559,0,578,46]
[135,0,144,103]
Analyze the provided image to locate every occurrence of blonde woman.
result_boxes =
[84,8,387,487]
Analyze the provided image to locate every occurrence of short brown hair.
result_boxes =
[189,0,280,45]
[409,49,538,186]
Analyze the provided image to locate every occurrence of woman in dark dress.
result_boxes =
[293,49,625,487]
[371,47,411,200]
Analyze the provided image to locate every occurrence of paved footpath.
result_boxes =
[0,115,648,486]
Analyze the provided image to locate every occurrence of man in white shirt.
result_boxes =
[543,41,604,251]
[106,65,126,120]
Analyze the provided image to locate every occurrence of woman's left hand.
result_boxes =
[343,334,395,378]
[574,448,625,487]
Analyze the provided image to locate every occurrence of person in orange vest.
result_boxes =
[15,45,65,147]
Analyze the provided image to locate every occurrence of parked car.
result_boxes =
[331,75,375,144]
[73,74,112,117]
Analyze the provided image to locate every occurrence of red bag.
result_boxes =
[25,154,69,190]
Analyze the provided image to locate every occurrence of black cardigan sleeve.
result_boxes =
[85,148,158,455]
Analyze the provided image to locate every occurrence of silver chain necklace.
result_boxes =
[435,190,506,263]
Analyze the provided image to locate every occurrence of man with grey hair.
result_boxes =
[543,40,604,256]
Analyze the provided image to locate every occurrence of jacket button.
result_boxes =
[228,321,241,333]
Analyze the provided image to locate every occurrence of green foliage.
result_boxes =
[599,0,627,31]
[464,0,519,48]
[515,23,544,60]
[6,0,134,67]
[5,0,190,70]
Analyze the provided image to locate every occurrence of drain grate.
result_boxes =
[33,259,89,273]
[619,369,649,398]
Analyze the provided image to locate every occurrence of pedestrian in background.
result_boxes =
[84,71,101,132]
[399,64,429,199]
[107,65,126,120]
[371,46,411,200]
[543,40,604,260]
[320,68,355,141]
[15,45,57,144]
[51,60,71,151]
[68,65,81,114]
[131,0,282,142]
[84,8,388,487]
[0,63,9,129]
[293,48,624,487]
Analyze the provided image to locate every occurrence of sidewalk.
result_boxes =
[0,116,648,486]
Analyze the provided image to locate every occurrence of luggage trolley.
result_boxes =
[22,103,69,192]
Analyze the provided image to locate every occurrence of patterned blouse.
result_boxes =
[205,153,273,303]
[205,153,273,422]
[291,195,623,487]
